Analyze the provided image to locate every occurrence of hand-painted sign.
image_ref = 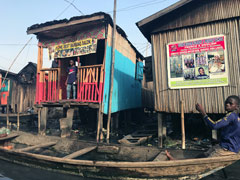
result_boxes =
[167,35,228,89]
[49,38,97,59]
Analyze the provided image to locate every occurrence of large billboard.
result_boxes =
[167,35,228,89]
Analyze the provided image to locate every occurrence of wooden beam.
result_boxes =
[63,146,97,159]
[17,142,56,152]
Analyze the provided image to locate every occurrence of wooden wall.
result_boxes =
[152,18,240,113]
[152,0,240,33]
[10,80,36,112]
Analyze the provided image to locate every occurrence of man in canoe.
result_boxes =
[196,95,240,157]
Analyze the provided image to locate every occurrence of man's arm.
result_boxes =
[196,103,232,129]
[203,113,233,129]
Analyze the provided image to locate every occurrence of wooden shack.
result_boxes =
[0,62,36,113]
[27,12,144,139]
[137,0,240,113]
[137,0,240,146]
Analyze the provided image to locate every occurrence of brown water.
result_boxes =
[1,158,240,180]
[0,159,96,180]
[202,160,240,180]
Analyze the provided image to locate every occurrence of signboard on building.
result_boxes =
[48,38,97,60]
[167,35,228,89]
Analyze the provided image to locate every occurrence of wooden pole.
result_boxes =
[38,108,41,134]
[17,104,19,131]
[181,100,185,149]
[6,104,9,129]
[107,0,117,142]
[157,113,163,148]
[96,104,103,142]
[17,112,20,131]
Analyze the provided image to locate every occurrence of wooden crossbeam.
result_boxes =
[63,146,97,159]
[17,142,56,152]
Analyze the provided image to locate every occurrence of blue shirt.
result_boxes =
[204,112,240,153]
[67,66,77,84]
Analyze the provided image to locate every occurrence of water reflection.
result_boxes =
[0,159,96,180]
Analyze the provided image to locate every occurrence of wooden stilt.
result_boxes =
[212,130,218,141]
[96,105,103,142]
[181,100,186,150]
[6,104,9,129]
[38,108,41,133]
[60,108,74,138]
[39,107,48,135]
[157,113,163,148]
[14,104,17,113]
[113,112,119,131]
[17,112,20,131]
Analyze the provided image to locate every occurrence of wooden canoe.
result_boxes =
[0,131,239,180]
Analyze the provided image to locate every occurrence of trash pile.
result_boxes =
[0,127,11,138]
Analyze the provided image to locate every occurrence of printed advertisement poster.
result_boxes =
[49,38,97,59]
[167,35,228,89]
[0,78,10,105]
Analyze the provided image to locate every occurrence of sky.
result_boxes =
[0,0,179,73]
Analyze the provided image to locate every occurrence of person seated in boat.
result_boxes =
[196,95,240,157]
[65,60,77,99]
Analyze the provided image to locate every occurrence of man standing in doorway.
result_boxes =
[65,60,77,99]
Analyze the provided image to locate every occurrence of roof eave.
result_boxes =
[136,0,193,27]
[27,15,106,35]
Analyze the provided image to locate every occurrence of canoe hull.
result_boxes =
[0,147,237,180]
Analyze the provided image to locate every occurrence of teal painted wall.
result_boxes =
[103,43,142,114]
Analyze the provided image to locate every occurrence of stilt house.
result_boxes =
[137,0,240,147]
[27,12,144,138]
[137,0,240,114]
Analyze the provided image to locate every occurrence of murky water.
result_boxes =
[0,159,96,180]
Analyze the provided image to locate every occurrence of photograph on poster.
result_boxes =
[195,52,207,66]
[170,56,183,78]
[195,66,209,79]
[184,68,195,80]
[183,54,195,69]
[208,51,225,73]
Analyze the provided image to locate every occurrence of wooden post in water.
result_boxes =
[96,104,103,142]
[107,0,117,142]
[17,104,20,131]
[157,113,163,148]
[6,101,9,129]
[17,112,20,131]
[38,108,41,133]
[181,100,186,149]
[39,107,48,135]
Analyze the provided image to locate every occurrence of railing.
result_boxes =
[35,65,104,104]
[35,68,60,103]
[77,65,104,103]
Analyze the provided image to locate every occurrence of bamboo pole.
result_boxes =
[17,112,20,131]
[6,103,9,129]
[181,100,185,149]
[107,0,117,142]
